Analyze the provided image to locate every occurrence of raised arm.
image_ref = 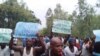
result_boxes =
[34,36,46,53]
[9,32,23,53]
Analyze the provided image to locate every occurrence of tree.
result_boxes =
[72,0,95,37]
[39,28,48,36]
[71,11,79,36]
[0,0,39,29]
[54,4,68,20]
[45,8,53,36]
[45,4,72,36]
[96,0,100,7]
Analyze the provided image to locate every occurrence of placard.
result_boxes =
[0,28,12,43]
[14,22,39,38]
[52,19,72,34]
[93,30,100,42]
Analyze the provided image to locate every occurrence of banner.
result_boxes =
[93,30,100,42]
[13,22,39,38]
[0,28,12,43]
[52,19,72,34]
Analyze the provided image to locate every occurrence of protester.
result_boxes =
[79,38,84,50]
[88,36,96,55]
[64,38,79,56]
[22,38,26,47]
[10,50,14,56]
[44,36,50,43]
[75,37,81,50]
[11,37,18,56]
[35,35,46,56]
[42,37,65,56]
[46,41,50,50]
[0,43,10,56]
[81,38,91,56]
[64,35,71,48]
[9,34,45,56]
[91,35,96,45]
[59,36,64,44]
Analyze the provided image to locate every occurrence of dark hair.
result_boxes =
[84,38,89,43]
[68,38,76,43]
[64,35,71,44]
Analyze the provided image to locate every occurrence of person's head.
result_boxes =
[68,38,76,47]
[26,38,33,48]
[92,35,96,40]
[84,38,89,44]
[50,37,63,55]
[0,43,6,49]
[76,36,78,39]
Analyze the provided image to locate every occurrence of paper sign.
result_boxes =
[52,19,72,34]
[14,22,39,38]
[93,30,100,42]
[0,28,12,43]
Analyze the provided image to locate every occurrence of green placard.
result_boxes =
[52,19,72,34]
[0,28,12,43]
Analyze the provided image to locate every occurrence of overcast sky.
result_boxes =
[23,0,97,28]
[0,0,98,28]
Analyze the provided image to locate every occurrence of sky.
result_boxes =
[23,0,78,28]
[0,0,98,28]
[23,0,97,28]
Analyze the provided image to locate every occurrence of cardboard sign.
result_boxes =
[52,19,72,34]
[14,22,39,38]
[93,30,100,42]
[0,28,12,43]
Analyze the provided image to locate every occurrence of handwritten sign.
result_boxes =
[0,28,12,43]
[14,22,39,38]
[52,19,72,34]
[93,30,100,42]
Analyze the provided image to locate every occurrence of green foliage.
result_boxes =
[0,0,39,29]
[46,4,72,36]
[45,1,100,38]
[39,28,48,36]
[72,0,99,37]
[53,4,68,20]
[45,8,53,36]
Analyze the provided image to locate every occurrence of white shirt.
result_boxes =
[23,47,33,56]
[0,46,10,56]
[81,43,91,56]
[46,42,50,49]
[61,37,64,43]
[76,39,79,43]
[64,46,78,56]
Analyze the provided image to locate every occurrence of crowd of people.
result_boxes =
[0,32,96,56]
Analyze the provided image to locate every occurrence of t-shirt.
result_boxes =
[64,46,78,56]
[0,46,10,56]
[81,43,91,56]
